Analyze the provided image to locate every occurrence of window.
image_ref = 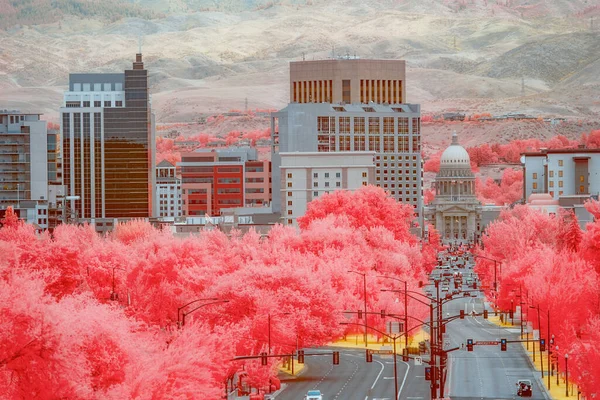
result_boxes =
[362,181,367,186]
[115,101,123,107]
[550,191,554,197]
[104,100,111,107]
[313,172,318,178]
[580,175,585,182]
[288,219,293,224]
[325,173,329,178]
[362,172,367,178]
[558,160,563,166]
[325,182,330,187]
[336,182,341,187]
[558,170,563,177]
[532,182,537,190]
[336,172,341,178]
[549,181,554,188]
[533,173,538,179]
[558,181,563,187]
[313,182,318,187]
[314,191,318,197]
[288,192,292,197]
[549,171,554,178]
[580,185,585,193]
[559,191,564,195]
[288,201,292,206]
[287,210,293,215]
[287,173,292,179]
[94,101,101,107]
[83,101,90,107]
[287,182,292,188]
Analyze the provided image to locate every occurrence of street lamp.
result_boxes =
[348,270,368,347]
[556,346,560,386]
[177,297,221,327]
[378,275,409,352]
[565,353,569,397]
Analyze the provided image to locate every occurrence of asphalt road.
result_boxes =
[277,347,410,400]
[276,251,548,400]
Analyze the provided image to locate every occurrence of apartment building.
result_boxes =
[178,147,271,217]
[59,53,155,222]
[522,148,600,200]
[156,160,181,218]
[280,152,375,226]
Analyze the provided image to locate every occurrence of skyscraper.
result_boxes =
[60,54,155,222]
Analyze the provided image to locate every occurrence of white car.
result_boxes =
[305,390,323,400]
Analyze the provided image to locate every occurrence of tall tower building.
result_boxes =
[272,59,422,226]
[60,54,155,221]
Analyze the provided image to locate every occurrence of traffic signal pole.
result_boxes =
[430,302,437,400]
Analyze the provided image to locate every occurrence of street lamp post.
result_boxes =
[110,267,125,301]
[556,346,560,386]
[348,270,368,347]
[378,275,409,352]
[565,353,569,397]
[529,304,544,380]
[177,298,225,327]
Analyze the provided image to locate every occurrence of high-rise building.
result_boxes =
[156,160,182,218]
[0,110,53,228]
[290,59,406,104]
[272,59,422,227]
[59,54,155,222]
[178,147,271,217]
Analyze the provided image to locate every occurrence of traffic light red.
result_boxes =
[366,349,372,363]
[501,338,507,351]
[467,338,473,352]
[298,350,305,364]
[540,339,546,352]
[483,310,488,319]
[460,310,465,319]
[333,351,340,365]
[261,352,268,366]
[425,367,432,381]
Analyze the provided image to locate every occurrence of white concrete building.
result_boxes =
[279,152,376,226]
[522,148,600,200]
[156,160,181,218]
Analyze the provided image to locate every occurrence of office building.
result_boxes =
[156,160,182,218]
[178,147,271,217]
[290,59,406,104]
[271,102,423,218]
[60,53,155,223]
[0,110,53,229]
[280,152,375,226]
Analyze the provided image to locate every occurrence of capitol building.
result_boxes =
[425,132,482,243]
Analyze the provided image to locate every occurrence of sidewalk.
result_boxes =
[329,330,430,352]
[488,316,580,399]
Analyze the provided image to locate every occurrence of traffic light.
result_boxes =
[460,310,465,319]
[467,338,473,352]
[333,351,340,365]
[261,352,268,366]
[358,309,363,319]
[402,348,409,362]
[425,367,432,381]
[473,281,477,289]
[381,309,386,319]
[540,339,546,352]
[298,350,305,364]
[483,310,488,319]
[501,338,507,351]
[366,349,373,363]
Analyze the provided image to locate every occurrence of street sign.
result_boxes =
[369,349,394,355]
[414,356,422,365]
[475,341,499,345]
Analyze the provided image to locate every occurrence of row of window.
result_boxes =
[65,101,123,108]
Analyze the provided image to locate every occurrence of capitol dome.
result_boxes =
[440,132,471,168]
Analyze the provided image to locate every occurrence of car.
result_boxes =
[305,389,323,400]
[516,379,532,397]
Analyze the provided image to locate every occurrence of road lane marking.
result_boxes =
[397,360,410,400]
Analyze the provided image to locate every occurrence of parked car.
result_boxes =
[516,379,532,397]
[305,389,323,400]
